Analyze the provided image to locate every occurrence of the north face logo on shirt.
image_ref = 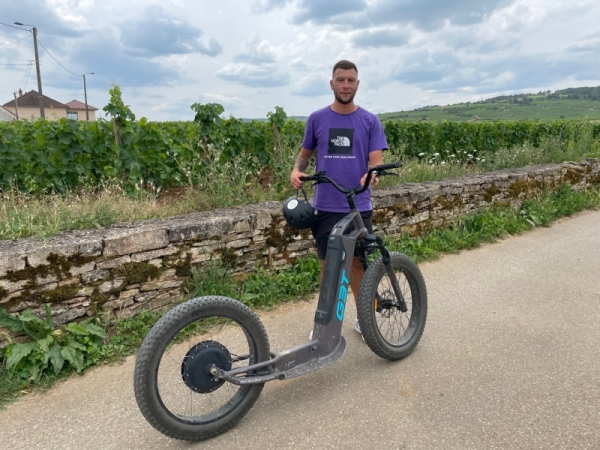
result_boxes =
[331,136,351,147]
[328,128,354,155]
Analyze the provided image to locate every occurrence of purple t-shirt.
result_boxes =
[302,106,388,213]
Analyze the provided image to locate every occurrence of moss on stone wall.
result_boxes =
[434,194,463,211]
[483,183,500,202]
[1,284,81,312]
[265,214,296,252]
[174,253,192,277]
[507,178,545,199]
[215,246,239,269]
[3,252,96,285]
[563,168,583,184]
[373,209,390,226]
[113,262,161,285]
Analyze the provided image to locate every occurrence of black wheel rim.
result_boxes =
[374,268,420,347]
[154,314,258,425]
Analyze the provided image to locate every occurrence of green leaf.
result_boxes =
[43,304,52,328]
[61,346,84,372]
[0,308,25,333]
[65,323,90,336]
[38,335,54,353]
[5,342,35,370]
[18,308,42,323]
[81,322,107,338]
[48,343,65,374]
[29,362,43,381]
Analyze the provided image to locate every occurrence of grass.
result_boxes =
[381,130,600,186]
[387,184,600,262]
[2,182,599,409]
[1,132,599,241]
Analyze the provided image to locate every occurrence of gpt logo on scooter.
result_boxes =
[335,270,349,321]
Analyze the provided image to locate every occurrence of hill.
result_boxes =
[378,86,600,122]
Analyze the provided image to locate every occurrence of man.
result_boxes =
[290,59,388,336]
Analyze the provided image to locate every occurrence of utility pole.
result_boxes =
[32,27,44,118]
[83,74,89,120]
[15,22,44,118]
[13,92,19,120]
[83,73,95,121]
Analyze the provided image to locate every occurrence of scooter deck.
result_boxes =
[282,336,347,380]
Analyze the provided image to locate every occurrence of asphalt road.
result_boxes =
[1,210,599,450]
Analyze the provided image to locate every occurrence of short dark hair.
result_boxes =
[332,60,358,77]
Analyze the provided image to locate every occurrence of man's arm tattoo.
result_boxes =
[294,154,310,172]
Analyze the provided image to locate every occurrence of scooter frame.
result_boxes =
[211,164,405,385]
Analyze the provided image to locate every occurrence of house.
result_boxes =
[65,99,98,121]
[2,90,98,121]
[0,105,16,121]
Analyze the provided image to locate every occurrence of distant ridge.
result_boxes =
[241,116,308,122]
[378,85,600,123]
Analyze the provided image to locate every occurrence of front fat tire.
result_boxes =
[133,296,270,441]
[357,253,427,361]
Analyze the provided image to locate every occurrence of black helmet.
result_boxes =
[283,188,317,230]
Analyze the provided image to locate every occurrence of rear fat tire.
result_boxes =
[357,253,427,360]
[133,296,270,441]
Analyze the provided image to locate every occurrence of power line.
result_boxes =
[37,39,80,76]
[0,57,35,61]
[23,62,32,91]
[0,62,36,65]
[0,22,27,31]
[0,35,29,51]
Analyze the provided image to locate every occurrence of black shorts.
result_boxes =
[310,210,373,260]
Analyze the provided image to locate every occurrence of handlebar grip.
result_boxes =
[374,162,401,171]
[299,176,310,181]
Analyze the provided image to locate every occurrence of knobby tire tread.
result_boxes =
[357,252,428,361]
[133,296,270,441]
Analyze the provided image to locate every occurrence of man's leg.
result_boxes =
[318,257,363,304]
[350,256,364,310]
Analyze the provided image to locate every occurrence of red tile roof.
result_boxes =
[2,90,68,109]
[65,99,98,111]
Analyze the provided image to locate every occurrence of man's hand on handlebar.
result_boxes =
[290,168,308,190]
[360,171,379,188]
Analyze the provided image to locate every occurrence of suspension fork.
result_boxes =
[371,236,408,313]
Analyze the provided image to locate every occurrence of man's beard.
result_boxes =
[334,91,356,105]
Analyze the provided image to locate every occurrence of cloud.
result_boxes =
[65,33,180,87]
[119,5,223,57]
[233,35,278,64]
[1,0,86,37]
[290,74,331,96]
[251,0,294,13]
[202,93,247,109]
[566,29,600,54]
[350,28,410,48]
[219,35,287,87]
[216,63,290,87]
[365,0,512,30]
[389,48,600,94]
[288,0,510,30]
[291,0,368,25]
[390,50,461,84]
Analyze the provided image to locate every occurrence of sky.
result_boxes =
[1,0,600,121]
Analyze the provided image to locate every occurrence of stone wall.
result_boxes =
[1,159,599,345]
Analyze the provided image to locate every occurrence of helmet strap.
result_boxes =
[298,187,309,202]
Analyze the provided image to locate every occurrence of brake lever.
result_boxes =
[310,170,327,186]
